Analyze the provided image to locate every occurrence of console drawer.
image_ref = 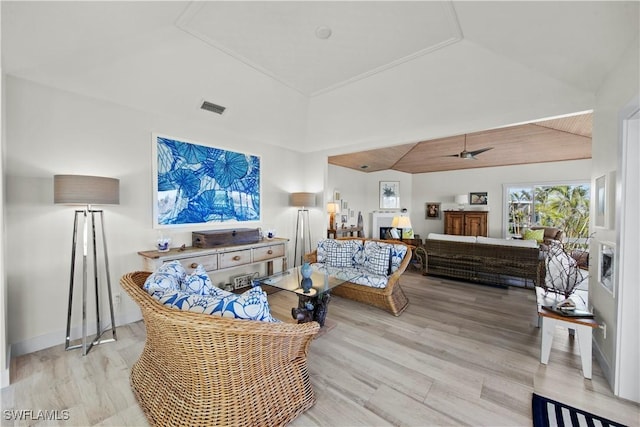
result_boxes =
[173,255,218,273]
[219,249,251,269]
[253,244,285,262]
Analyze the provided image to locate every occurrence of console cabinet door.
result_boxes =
[465,212,488,237]
[444,211,488,236]
[444,212,465,235]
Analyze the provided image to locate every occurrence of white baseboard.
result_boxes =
[1,344,10,389]
[593,337,614,391]
[9,310,142,358]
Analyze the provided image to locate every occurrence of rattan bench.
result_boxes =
[304,238,412,316]
[120,271,320,427]
[423,239,544,287]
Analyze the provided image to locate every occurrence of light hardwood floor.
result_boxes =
[2,271,639,426]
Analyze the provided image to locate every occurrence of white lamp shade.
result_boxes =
[455,194,469,205]
[290,192,316,208]
[392,216,412,228]
[327,202,340,213]
[54,175,120,205]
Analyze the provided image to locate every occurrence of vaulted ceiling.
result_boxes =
[2,2,637,159]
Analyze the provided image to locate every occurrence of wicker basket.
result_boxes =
[120,271,319,427]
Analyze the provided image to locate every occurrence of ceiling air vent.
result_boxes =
[200,101,226,115]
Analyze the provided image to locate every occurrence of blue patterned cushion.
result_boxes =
[317,239,364,266]
[316,239,334,263]
[153,285,279,322]
[312,263,388,289]
[389,243,409,273]
[363,242,391,276]
[143,260,185,294]
[327,241,357,267]
[181,264,227,297]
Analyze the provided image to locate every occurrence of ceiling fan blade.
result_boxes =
[468,147,493,156]
[443,153,461,158]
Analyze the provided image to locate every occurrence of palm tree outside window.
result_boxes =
[505,182,590,249]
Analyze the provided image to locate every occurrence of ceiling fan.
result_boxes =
[445,134,493,159]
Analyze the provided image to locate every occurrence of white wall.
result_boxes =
[328,160,591,241]
[409,160,591,238]
[327,165,412,238]
[591,36,639,401]
[4,76,325,356]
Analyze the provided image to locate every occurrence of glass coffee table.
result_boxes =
[255,265,355,327]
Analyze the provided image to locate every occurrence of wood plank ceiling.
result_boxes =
[329,113,592,174]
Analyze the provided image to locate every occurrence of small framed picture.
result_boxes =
[598,241,615,295]
[425,202,441,219]
[595,174,606,227]
[380,181,400,209]
[469,192,488,205]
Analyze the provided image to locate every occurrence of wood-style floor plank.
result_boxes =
[2,271,639,426]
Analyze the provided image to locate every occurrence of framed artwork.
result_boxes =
[152,133,261,228]
[469,192,488,205]
[379,181,400,209]
[598,241,615,295]
[595,174,607,227]
[425,202,441,219]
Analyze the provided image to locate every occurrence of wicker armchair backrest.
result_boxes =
[120,271,319,427]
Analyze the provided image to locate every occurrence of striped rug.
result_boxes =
[532,393,627,427]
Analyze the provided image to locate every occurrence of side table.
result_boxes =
[327,226,362,238]
[536,288,599,379]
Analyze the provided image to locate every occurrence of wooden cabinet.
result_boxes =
[444,211,488,237]
[138,238,288,276]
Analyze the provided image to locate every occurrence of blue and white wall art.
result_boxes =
[152,134,261,228]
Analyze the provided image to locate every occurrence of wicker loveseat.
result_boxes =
[304,238,412,316]
[423,234,544,287]
[120,271,320,427]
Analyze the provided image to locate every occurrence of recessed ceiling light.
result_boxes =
[315,26,332,40]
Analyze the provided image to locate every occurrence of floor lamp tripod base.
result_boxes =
[64,209,117,356]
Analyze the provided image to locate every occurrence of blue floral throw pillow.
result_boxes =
[143,260,186,295]
[181,264,228,297]
[389,243,408,273]
[154,285,278,322]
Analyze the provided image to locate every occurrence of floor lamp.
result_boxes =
[290,192,316,266]
[54,174,119,356]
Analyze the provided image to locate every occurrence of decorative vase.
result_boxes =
[301,277,313,293]
[157,238,171,252]
[301,262,312,279]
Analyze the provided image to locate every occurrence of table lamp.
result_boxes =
[455,194,469,210]
[327,202,340,229]
[391,216,412,241]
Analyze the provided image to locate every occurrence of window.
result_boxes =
[504,181,590,246]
